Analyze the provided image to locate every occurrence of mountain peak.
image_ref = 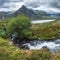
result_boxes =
[13,5,42,19]
[20,5,27,9]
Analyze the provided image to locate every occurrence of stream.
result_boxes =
[19,39,60,52]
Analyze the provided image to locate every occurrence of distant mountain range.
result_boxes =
[49,13,60,18]
[0,11,14,19]
[0,5,60,20]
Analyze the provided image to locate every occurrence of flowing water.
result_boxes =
[21,39,60,52]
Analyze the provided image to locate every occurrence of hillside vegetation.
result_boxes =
[32,20,60,39]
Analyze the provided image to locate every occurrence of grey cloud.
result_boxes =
[23,0,60,9]
[0,0,60,8]
[0,0,23,6]
[50,0,60,9]
[24,0,53,8]
[0,0,60,12]
[24,0,40,8]
[0,0,23,8]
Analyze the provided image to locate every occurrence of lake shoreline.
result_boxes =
[31,19,56,24]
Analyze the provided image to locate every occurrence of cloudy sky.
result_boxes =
[0,0,60,13]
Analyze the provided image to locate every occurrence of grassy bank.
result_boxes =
[32,20,60,39]
[0,37,60,60]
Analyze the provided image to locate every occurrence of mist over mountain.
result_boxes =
[0,0,60,13]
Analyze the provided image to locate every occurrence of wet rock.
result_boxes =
[42,46,47,48]
[19,44,30,49]
[42,46,49,51]
[55,39,60,44]
[30,41,35,46]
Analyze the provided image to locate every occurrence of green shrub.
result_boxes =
[7,15,32,40]
[0,24,7,38]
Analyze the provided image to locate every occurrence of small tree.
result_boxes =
[7,15,32,40]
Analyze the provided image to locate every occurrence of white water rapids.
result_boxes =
[22,39,60,52]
